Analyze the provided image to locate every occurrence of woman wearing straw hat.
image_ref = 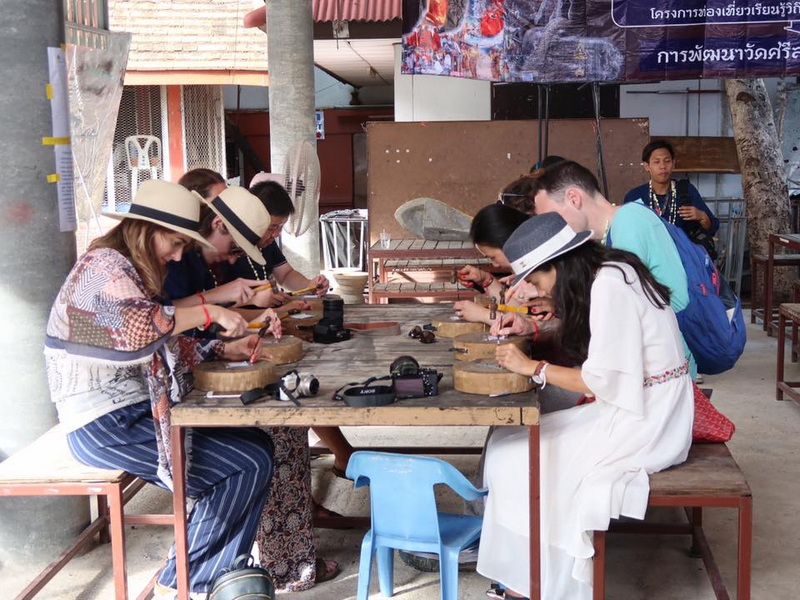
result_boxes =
[165,184,293,312]
[171,171,343,590]
[44,180,279,598]
[477,213,693,599]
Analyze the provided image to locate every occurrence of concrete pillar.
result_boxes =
[0,0,87,563]
[266,0,320,277]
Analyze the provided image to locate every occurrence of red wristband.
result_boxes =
[530,319,540,343]
[197,292,206,305]
[199,304,212,331]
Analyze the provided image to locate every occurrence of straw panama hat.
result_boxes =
[102,180,215,251]
[205,187,271,265]
[503,212,594,287]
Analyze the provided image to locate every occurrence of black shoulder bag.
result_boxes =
[676,178,718,261]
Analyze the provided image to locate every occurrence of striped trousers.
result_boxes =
[67,401,273,592]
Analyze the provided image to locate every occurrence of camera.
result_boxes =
[389,355,442,399]
[279,370,320,401]
[394,368,441,399]
[313,295,352,344]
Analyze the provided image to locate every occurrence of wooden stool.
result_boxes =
[750,253,800,327]
[592,443,752,600]
[776,303,800,404]
[0,426,174,600]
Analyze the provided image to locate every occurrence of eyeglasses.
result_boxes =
[228,243,246,258]
[497,192,528,205]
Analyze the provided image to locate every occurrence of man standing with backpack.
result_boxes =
[624,140,720,259]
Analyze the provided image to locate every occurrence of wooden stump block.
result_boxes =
[452,332,528,362]
[194,361,278,392]
[260,335,304,365]
[430,315,487,338]
[453,360,534,395]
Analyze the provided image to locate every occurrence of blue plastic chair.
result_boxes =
[346,451,488,600]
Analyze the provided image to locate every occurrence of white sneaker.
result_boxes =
[696,374,704,384]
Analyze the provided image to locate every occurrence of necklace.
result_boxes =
[600,219,611,246]
[206,264,218,289]
[246,255,269,280]
[648,180,677,224]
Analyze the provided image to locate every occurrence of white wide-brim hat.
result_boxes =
[102,179,215,251]
[205,187,271,265]
[503,212,594,288]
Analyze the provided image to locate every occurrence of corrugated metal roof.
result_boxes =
[313,0,401,22]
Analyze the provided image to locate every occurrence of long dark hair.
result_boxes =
[470,204,529,248]
[90,219,170,297]
[537,243,671,365]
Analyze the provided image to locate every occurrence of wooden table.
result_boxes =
[368,239,486,303]
[764,233,800,335]
[170,305,541,599]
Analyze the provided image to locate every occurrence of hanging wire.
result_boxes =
[543,84,551,158]
[592,82,610,200]
[537,84,544,166]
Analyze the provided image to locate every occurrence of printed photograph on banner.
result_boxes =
[402,0,800,83]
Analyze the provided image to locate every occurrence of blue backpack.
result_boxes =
[609,206,746,374]
[660,219,746,374]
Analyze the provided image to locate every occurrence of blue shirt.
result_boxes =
[164,249,219,338]
[610,201,696,376]
[164,249,217,302]
[624,181,719,236]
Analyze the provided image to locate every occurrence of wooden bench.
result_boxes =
[593,443,752,599]
[0,425,174,600]
[371,281,481,303]
[750,253,800,327]
[383,257,493,271]
[776,302,800,404]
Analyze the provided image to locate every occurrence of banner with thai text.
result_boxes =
[401,0,800,82]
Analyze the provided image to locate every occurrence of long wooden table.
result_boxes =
[170,304,541,599]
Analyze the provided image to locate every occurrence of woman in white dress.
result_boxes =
[477,212,694,599]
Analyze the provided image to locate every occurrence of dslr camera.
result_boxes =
[279,370,320,402]
[313,296,352,344]
[389,355,442,399]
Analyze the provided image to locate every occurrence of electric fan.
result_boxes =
[283,140,321,236]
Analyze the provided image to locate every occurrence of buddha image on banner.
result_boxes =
[401,0,800,83]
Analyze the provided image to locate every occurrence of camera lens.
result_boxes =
[300,376,320,396]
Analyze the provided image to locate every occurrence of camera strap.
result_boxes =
[332,375,396,407]
[240,371,302,407]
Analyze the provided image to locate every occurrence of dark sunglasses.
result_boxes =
[497,192,528,205]
[408,326,436,343]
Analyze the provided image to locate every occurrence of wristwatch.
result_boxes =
[531,360,549,387]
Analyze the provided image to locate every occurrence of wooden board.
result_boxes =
[367,119,650,244]
[453,359,534,395]
[194,361,278,393]
[430,315,487,338]
[260,336,304,365]
[660,136,740,174]
[452,332,528,362]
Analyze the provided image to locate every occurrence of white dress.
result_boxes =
[477,263,694,599]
